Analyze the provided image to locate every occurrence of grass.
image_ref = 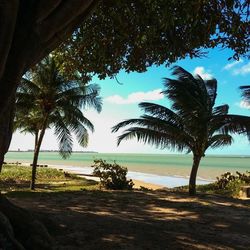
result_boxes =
[0,164,99,195]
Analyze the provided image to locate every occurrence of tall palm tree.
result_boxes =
[15,57,102,190]
[112,66,250,195]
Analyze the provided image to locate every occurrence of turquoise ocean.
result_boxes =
[5,152,250,187]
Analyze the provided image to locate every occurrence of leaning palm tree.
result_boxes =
[15,57,102,190]
[112,66,250,195]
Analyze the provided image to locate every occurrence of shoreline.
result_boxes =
[6,161,213,188]
[6,151,250,181]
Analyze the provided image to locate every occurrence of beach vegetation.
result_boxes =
[92,159,134,190]
[15,56,102,190]
[215,171,250,189]
[196,173,250,198]
[0,164,98,193]
[112,66,250,195]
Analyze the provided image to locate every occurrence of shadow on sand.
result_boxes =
[9,189,250,249]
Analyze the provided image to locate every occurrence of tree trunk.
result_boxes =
[0,96,15,172]
[30,116,48,190]
[35,131,38,148]
[189,154,202,196]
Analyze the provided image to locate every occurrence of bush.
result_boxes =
[215,171,250,189]
[91,159,134,190]
[214,171,250,197]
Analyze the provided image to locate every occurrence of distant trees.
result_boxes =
[15,57,102,190]
[112,66,250,195]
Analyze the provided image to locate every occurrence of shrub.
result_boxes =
[214,171,250,196]
[215,171,250,189]
[91,159,134,190]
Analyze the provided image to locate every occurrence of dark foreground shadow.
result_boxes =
[9,190,250,250]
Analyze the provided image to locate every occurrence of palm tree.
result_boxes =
[15,57,102,190]
[112,66,250,195]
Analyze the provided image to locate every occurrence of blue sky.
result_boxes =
[10,48,250,155]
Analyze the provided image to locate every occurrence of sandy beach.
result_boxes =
[132,179,164,190]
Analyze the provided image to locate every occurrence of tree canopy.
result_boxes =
[56,0,250,81]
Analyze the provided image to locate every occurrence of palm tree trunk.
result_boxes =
[189,154,201,196]
[35,131,38,147]
[30,116,48,190]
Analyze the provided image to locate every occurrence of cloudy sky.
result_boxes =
[10,47,250,155]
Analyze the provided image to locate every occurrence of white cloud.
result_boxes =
[223,59,243,70]
[193,67,213,80]
[239,100,250,109]
[233,62,250,75]
[105,89,164,104]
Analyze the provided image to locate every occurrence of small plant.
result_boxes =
[91,159,134,190]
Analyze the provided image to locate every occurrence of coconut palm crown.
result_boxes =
[15,56,102,189]
[112,66,250,195]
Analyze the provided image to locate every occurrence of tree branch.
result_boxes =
[35,0,96,42]
[26,0,98,69]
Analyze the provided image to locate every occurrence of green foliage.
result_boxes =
[196,171,250,197]
[55,0,250,82]
[92,159,134,190]
[215,171,250,189]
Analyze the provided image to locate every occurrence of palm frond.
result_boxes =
[207,134,233,149]
[112,115,194,151]
[212,104,229,116]
[212,114,250,138]
[239,85,250,102]
[72,123,89,147]
[138,102,182,123]
[54,117,73,159]
[117,127,190,152]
